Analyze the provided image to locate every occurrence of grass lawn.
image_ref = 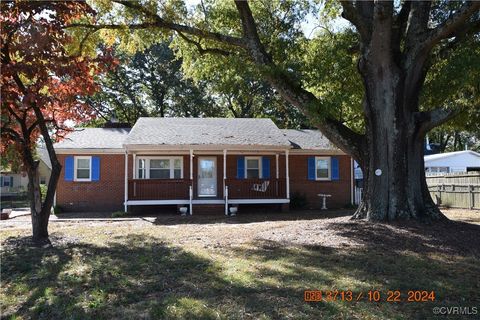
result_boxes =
[1,209,479,319]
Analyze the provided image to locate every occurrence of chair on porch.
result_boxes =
[252,180,270,192]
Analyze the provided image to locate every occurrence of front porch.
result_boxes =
[123,149,291,214]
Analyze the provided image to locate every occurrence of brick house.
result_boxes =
[54,118,354,213]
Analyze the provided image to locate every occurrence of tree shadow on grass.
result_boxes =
[4,218,476,320]
[229,236,480,320]
[151,210,353,226]
[1,233,338,320]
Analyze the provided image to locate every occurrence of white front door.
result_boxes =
[198,157,217,197]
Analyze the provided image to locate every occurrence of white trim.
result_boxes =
[189,150,193,180]
[245,156,262,179]
[55,148,124,154]
[123,144,290,152]
[124,152,128,212]
[315,156,332,181]
[275,154,279,179]
[192,199,225,204]
[126,198,290,205]
[136,156,184,179]
[289,149,346,155]
[224,186,229,215]
[133,153,136,179]
[74,156,92,182]
[126,199,190,206]
[350,158,354,205]
[286,150,290,199]
[229,199,290,204]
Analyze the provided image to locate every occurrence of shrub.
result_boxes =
[290,192,308,210]
[53,205,63,214]
[40,184,48,201]
[112,211,128,218]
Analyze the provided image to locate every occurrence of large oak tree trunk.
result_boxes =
[352,29,446,221]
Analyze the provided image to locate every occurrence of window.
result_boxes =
[138,159,146,179]
[426,167,449,173]
[173,159,182,179]
[137,157,183,179]
[245,157,262,179]
[2,176,11,187]
[315,157,331,180]
[74,156,91,181]
[150,159,170,179]
[40,176,46,185]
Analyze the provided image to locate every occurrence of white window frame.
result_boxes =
[315,156,331,181]
[245,156,262,179]
[136,156,183,179]
[74,156,92,182]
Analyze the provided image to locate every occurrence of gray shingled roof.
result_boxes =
[124,118,291,147]
[37,147,52,169]
[282,129,338,150]
[54,128,131,149]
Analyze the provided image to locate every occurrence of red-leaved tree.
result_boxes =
[1,1,113,244]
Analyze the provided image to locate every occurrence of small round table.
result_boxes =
[317,194,332,210]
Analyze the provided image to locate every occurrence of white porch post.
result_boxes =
[275,154,279,179]
[223,149,227,214]
[350,158,354,205]
[132,153,136,179]
[190,149,194,180]
[285,150,290,199]
[189,149,193,215]
[124,150,128,212]
[223,149,227,189]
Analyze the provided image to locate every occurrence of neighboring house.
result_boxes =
[425,150,480,174]
[0,171,28,195]
[53,118,354,213]
[1,147,52,196]
[37,146,52,185]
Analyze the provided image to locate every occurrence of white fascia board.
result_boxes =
[123,144,291,152]
[55,148,124,154]
[289,149,346,155]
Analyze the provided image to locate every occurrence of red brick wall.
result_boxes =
[289,154,352,209]
[56,154,132,212]
[57,152,352,211]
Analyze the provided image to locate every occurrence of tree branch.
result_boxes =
[424,1,480,49]
[176,31,232,56]
[340,1,372,42]
[417,106,465,133]
[70,0,247,49]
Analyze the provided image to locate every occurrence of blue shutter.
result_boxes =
[0,176,3,186]
[92,156,100,181]
[262,157,270,179]
[307,157,315,180]
[10,176,13,187]
[237,156,245,179]
[64,156,74,181]
[331,157,340,181]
